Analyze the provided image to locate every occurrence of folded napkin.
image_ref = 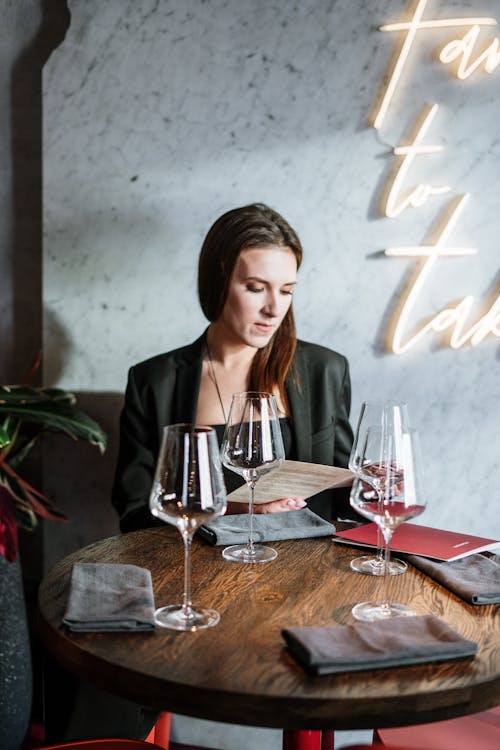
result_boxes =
[282,614,477,675]
[198,508,335,546]
[407,553,500,605]
[62,563,156,632]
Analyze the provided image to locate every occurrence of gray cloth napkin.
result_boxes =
[282,614,477,675]
[198,508,335,546]
[407,553,500,605]
[62,562,156,632]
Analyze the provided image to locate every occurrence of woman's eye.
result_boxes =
[281,289,294,296]
[247,285,264,293]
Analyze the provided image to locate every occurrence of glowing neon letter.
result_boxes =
[374,0,496,129]
[440,25,500,79]
[384,104,450,218]
[385,195,478,353]
[468,297,500,346]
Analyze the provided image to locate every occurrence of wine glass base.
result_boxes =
[350,556,408,576]
[222,543,278,564]
[154,604,220,631]
[352,601,417,622]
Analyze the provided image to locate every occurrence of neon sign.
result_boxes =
[373,0,497,129]
[373,0,500,353]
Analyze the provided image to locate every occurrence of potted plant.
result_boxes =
[0,375,106,750]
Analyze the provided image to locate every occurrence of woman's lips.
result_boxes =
[254,322,274,334]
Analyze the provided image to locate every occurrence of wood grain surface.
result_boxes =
[37,527,500,731]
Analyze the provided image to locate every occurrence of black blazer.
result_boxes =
[112,332,354,531]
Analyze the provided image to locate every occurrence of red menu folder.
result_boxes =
[333,522,500,561]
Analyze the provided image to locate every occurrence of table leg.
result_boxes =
[283,729,334,750]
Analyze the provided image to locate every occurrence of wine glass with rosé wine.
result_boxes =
[350,427,426,622]
[149,424,227,631]
[349,400,410,576]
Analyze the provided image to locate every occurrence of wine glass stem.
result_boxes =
[376,523,384,564]
[247,480,256,554]
[380,525,393,613]
[382,531,391,577]
[182,531,195,619]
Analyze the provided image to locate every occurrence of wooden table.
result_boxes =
[38,527,499,749]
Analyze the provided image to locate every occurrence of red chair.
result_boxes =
[26,711,212,750]
[144,711,219,750]
[374,705,500,750]
[145,713,172,749]
[38,738,214,750]
[39,741,167,750]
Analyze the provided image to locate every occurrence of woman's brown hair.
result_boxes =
[198,203,303,412]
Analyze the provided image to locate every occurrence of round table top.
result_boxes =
[38,526,500,731]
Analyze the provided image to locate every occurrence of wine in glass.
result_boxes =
[351,428,426,621]
[348,400,409,576]
[149,424,227,631]
[221,391,285,563]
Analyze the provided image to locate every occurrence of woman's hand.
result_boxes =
[254,497,306,513]
[226,498,306,514]
[226,497,307,515]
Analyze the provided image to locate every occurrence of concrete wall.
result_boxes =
[43,0,500,565]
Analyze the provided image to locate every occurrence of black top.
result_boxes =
[112,331,354,531]
[212,418,295,496]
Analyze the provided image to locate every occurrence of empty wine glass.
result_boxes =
[149,424,227,631]
[221,391,285,563]
[351,428,426,621]
[349,400,409,576]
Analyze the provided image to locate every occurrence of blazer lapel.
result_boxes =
[171,334,312,459]
[286,343,312,462]
[172,332,206,424]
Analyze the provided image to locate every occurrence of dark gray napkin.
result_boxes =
[407,553,500,605]
[198,508,335,546]
[62,563,156,632]
[282,614,477,675]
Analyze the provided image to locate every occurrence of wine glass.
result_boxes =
[220,391,285,563]
[149,424,227,630]
[349,400,409,576]
[351,428,426,621]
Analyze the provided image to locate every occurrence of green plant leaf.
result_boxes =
[0,468,67,523]
[0,415,19,450]
[8,436,39,468]
[0,386,76,404]
[0,382,106,526]
[0,476,37,530]
[0,425,11,449]
[0,390,106,453]
[16,505,37,532]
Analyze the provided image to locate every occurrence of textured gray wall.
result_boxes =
[43,0,500,554]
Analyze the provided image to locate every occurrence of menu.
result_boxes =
[333,522,500,561]
[227,460,353,504]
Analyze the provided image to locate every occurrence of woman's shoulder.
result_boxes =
[295,338,349,368]
[129,333,205,384]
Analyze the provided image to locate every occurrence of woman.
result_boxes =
[112,203,353,531]
[47,204,353,743]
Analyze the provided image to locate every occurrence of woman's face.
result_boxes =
[217,245,297,349]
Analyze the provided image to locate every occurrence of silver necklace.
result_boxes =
[205,342,227,424]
